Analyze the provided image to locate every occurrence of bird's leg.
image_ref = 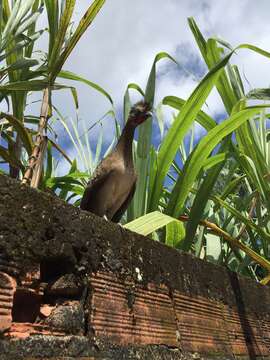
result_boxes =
[103,214,123,228]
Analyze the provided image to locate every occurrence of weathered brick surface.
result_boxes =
[1,174,270,359]
[90,271,178,347]
[0,272,16,332]
[173,292,231,355]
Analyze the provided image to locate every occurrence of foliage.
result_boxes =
[1,4,270,283]
[0,0,106,183]
[125,19,270,283]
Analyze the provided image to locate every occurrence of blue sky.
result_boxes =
[2,0,270,175]
[55,0,270,175]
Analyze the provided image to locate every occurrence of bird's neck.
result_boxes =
[115,121,136,166]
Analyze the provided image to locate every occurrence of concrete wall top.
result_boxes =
[1,174,270,359]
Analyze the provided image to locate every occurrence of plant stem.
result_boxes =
[178,214,270,273]
[22,88,50,187]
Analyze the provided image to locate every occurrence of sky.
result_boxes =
[60,0,270,117]
[3,0,270,175]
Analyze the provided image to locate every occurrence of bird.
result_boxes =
[80,101,152,222]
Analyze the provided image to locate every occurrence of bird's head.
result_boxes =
[128,101,152,126]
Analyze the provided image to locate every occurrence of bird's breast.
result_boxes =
[103,165,136,218]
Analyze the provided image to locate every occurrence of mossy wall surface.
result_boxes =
[0,175,270,360]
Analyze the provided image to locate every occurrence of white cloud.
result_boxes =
[25,1,270,173]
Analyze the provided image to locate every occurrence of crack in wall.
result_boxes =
[168,287,182,350]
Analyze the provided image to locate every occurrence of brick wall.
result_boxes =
[0,174,270,359]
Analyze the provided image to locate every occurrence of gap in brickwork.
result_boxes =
[12,288,41,323]
[40,256,74,282]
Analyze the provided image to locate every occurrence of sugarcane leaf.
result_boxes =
[165,220,185,248]
[44,0,59,57]
[167,105,270,218]
[0,112,33,155]
[14,5,42,36]
[127,83,145,97]
[202,152,228,171]
[155,102,164,138]
[49,138,73,165]
[1,58,39,75]
[246,88,270,100]
[134,52,177,218]
[163,95,216,131]
[212,195,270,243]
[50,0,106,81]
[123,83,145,124]
[124,211,181,236]
[0,30,44,62]
[0,80,49,91]
[45,139,53,181]
[48,0,75,71]
[0,144,24,169]
[2,0,36,47]
[58,70,113,105]
[148,50,235,212]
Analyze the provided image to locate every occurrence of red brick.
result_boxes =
[0,271,16,332]
[223,305,268,356]
[173,291,231,355]
[89,271,178,346]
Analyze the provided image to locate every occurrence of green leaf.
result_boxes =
[2,0,36,49]
[45,139,53,181]
[46,173,87,189]
[49,138,73,165]
[0,80,76,92]
[123,83,145,124]
[163,95,216,131]
[133,52,177,218]
[202,152,228,171]
[144,52,177,106]
[25,0,41,58]
[48,0,75,72]
[165,220,185,248]
[44,0,59,57]
[1,58,39,74]
[0,80,49,91]
[167,106,270,218]
[246,88,270,100]
[205,233,222,263]
[51,0,106,81]
[0,30,44,62]
[213,195,270,243]
[14,6,42,36]
[0,144,24,170]
[148,50,234,212]
[126,83,145,97]
[58,160,81,200]
[0,112,33,155]
[123,86,131,124]
[155,102,164,138]
[58,70,113,105]
[124,211,180,236]
[188,17,207,61]
[219,175,246,201]
[206,38,237,113]
[179,140,230,252]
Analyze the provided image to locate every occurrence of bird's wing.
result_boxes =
[80,159,115,211]
[111,181,136,223]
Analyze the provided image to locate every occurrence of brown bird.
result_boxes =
[80,101,152,222]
